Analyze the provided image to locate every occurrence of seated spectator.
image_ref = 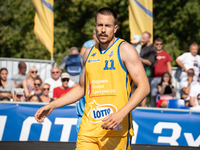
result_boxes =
[180,68,197,106]
[156,72,175,108]
[39,83,53,103]
[53,73,71,100]
[190,93,200,110]
[11,61,27,88]
[33,76,42,97]
[189,80,200,107]
[13,88,25,102]
[28,95,39,102]
[44,67,76,98]
[22,66,38,100]
[59,47,83,83]
[0,97,10,101]
[0,68,15,100]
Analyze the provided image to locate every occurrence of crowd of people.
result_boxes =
[0,30,200,110]
[131,32,200,109]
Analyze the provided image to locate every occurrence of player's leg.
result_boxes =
[98,134,132,150]
[76,135,99,150]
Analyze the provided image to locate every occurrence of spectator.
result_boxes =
[190,93,200,110]
[39,83,53,103]
[176,43,200,82]
[140,31,157,107]
[150,38,172,107]
[130,35,142,54]
[80,30,98,55]
[189,75,200,106]
[0,68,15,100]
[33,76,42,97]
[44,67,76,98]
[53,73,71,100]
[180,68,197,106]
[13,88,25,102]
[59,47,83,83]
[156,72,175,108]
[0,97,10,101]
[22,66,38,100]
[28,95,39,102]
[11,61,27,88]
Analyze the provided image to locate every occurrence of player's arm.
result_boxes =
[34,48,90,123]
[102,42,150,129]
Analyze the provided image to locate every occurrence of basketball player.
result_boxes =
[34,7,150,150]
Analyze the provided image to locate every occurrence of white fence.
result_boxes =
[0,57,56,82]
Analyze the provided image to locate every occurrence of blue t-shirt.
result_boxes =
[83,39,95,49]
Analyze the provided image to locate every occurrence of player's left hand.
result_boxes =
[101,112,124,130]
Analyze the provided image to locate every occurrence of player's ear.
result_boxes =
[114,25,118,34]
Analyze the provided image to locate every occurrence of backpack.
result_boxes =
[65,54,82,76]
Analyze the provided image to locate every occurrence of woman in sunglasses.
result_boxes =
[33,76,43,97]
[39,83,53,103]
[22,66,38,101]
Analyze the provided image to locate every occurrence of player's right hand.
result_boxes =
[34,104,53,123]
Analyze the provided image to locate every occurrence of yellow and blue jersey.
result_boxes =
[78,38,134,137]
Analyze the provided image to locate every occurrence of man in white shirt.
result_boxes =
[176,43,200,82]
[44,67,77,98]
[180,68,197,106]
[189,81,200,107]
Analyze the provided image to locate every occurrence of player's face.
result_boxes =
[190,45,198,56]
[154,41,163,51]
[95,14,118,45]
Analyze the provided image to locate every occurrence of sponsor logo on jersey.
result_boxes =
[108,51,114,58]
[91,53,97,57]
[88,59,100,63]
[87,100,117,123]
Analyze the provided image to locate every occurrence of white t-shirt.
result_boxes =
[177,52,200,81]
[189,82,200,106]
[44,77,75,98]
[180,81,197,101]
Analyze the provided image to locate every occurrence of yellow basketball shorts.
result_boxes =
[75,134,132,150]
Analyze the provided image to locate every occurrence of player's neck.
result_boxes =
[99,37,116,51]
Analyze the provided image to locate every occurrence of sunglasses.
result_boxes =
[34,83,41,86]
[52,71,59,74]
[31,71,38,74]
[43,88,49,91]
[62,78,69,82]
[155,43,163,45]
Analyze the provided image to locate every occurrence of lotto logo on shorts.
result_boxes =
[87,100,117,123]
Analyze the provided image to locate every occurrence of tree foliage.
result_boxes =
[0,0,200,66]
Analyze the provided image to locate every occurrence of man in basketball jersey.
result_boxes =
[34,7,150,150]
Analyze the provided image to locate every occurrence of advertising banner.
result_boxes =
[0,103,199,147]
